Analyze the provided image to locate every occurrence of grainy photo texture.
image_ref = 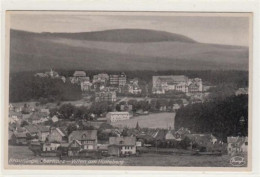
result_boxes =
[6,12,250,169]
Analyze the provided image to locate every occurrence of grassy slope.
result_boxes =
[10,29,249,72]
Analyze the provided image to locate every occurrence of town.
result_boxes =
[8,69,248,166]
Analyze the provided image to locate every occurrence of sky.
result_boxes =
[10,12,250,46]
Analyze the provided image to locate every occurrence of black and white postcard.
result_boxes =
[4,11,252,171]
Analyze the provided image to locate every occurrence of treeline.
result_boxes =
[9,73,81,102]
[175,95,248,142]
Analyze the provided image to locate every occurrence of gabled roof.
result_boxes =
[109,136,136,146]
[69,130,97,141]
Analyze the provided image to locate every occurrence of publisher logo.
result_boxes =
[230,156,246,167]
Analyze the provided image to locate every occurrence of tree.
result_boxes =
[179,137,191,149]
[20,120,29,127]
[59,103,75,119]
[67,124,78,135]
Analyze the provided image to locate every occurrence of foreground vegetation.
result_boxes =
[175,95,248,142]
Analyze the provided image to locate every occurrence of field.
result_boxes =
[8,146,246,167]
[111,112,175,129]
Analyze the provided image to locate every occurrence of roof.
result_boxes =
[73,71,86,77]
[109,136,136,146]
[36,125,49,132]
[13,132,27,138]
[69,130,97,141]
[56,127,67,137]
[24,125,39,133]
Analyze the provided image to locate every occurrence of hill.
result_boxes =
[10,29,249,72]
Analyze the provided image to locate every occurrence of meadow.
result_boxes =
[8,146,246,167]
[111,112,175,129]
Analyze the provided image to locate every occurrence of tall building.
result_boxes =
[118,72,127,86]
[109,75,119,85]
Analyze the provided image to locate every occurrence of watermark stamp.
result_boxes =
[230,156,246,167]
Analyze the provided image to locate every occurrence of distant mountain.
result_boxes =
[10,29,249,72]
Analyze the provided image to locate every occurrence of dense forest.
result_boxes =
[175,95,248,142]
[9,72,81,102]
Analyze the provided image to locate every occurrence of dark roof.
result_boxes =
[69,130,97,141]
[109,136,136,146]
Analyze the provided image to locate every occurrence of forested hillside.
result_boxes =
[175,95,248,141]
[9,73,81,103]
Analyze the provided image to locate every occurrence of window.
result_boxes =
[245,142,248,146]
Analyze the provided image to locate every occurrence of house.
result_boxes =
[106,112,130,123]
[80,80,92,92]
[227,136,248,156]
[95,91,117,102]
[29,112,49,124]
[48,127,67,143]
[108,137,136,156]
[187,78,203,92]
[36,125,50,142]
[165,129,176,140]
[24,125,40,137]
[42,142,61,152]
[174,127,191,141]
[152,75,203,94]
[128,84,142,95]
[10,132,28,145]
[93,73,109,84]
[186,133,218,151]
[152,75,189,94]
[68,130,98,150]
